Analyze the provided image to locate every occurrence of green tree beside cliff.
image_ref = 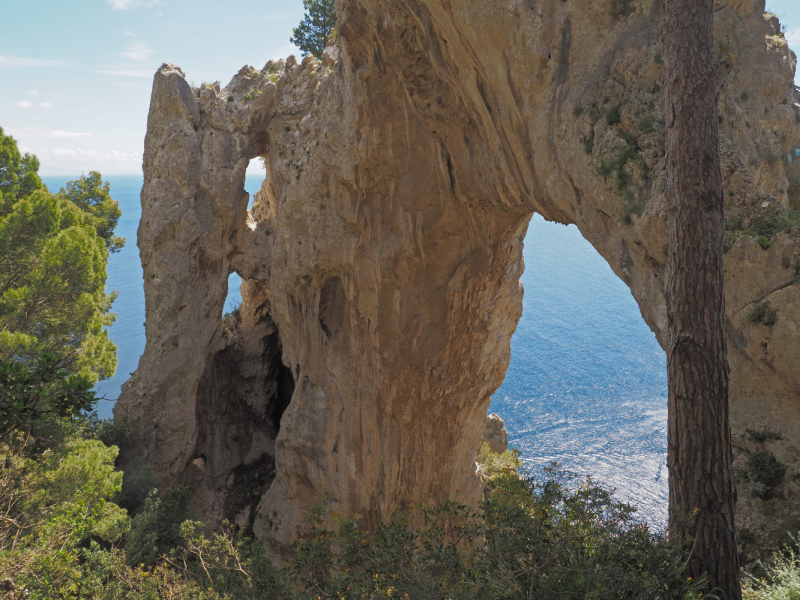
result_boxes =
[0,127,121,382]
[290,0,336,59]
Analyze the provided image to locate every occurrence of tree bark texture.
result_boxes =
[663,0,740,597]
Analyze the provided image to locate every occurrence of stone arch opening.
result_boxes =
[188,277,296,529]
[491,215,669,526]
[245,158,266,212]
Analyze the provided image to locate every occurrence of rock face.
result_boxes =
[116,0,800,557]
[482,414,509,455]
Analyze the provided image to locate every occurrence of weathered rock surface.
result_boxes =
[116,0,800,557]
[482,414,509,455]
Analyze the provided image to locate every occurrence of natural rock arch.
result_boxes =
[117,0,800,554]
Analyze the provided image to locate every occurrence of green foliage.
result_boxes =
[725,216,744,231]
[290,0,337,59]
[267,465,705,599]
[2,424,711,600]
[741,453,787,500]
[221,305,241,338]
[572,104,584,117]
[0,431,128,599]
[59,171,125,253]
[476,441,522,484]
[0,126,43,214]
[746,428,783,443]
[760,151,782,164]
[125,486,192,566]
[743,536,800,599]
[582,129,595,155]
[605,103,622,126]
[0,132,118,381]
[789,176,800,210]
[750,301,777,326]
[654,50,663,64]
[0,354,97,439]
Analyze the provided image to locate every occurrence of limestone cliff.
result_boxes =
[116,0,800,558]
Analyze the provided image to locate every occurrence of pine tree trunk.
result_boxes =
[663,0,740,597]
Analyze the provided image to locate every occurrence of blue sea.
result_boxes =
[41,175,669,528]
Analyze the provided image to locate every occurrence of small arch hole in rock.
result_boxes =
[222,272,243,320]
[246,158,266,212]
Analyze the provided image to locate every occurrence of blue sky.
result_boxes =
[1,0,798,176]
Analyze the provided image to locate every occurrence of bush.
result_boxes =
[2,429,711,599]
[743,537,800,599]
[741,453,787,500]
[0,430,128,599]
[125,486,192,566]
[750,301,778,326]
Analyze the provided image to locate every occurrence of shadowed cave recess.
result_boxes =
[187,280,295,529]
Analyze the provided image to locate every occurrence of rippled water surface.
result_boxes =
[490,214,668,528]
[42,176,669,527]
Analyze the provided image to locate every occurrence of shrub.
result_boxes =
[746,428,782,443]
[605,103,622,126]
[725,216,744,231]
[743,538,800,599]
[789,177,800,210]
[750,301,778,326]
[742,453,787,500]
[125,486,192,566]
[0,354,97,439]
[0,431,128,598]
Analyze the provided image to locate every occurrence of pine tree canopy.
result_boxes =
[0,126,121,382]
[290,0,337,59]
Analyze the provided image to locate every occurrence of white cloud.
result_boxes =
[21,145,142,164]
[122,42,153,62]
[0,55,69,68]
[6,127,92,139]
[51,131,91,138]
[107,0,159,10]
[29,89,41,95]
[39,102,55,109]
[94,68,152,78]
[15,100,33,109]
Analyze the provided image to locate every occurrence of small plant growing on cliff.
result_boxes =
[746,428,782,443]
[572,104,584,117]
[581,129,595,154]
[725,216,743,231]
[750,301,777,326]
[605,103,622,126]
[741,452,787,500]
